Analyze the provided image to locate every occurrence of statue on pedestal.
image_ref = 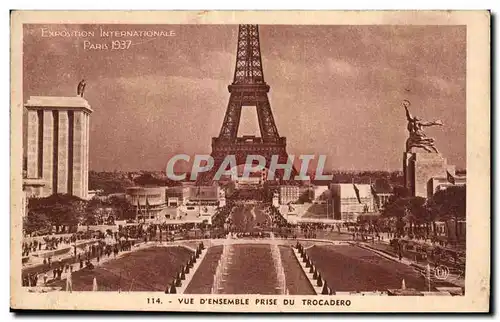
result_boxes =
[77,79,86,97]
[403,100,443,153]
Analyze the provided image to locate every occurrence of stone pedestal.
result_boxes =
[403,152,447,198]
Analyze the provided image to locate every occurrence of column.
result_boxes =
[83,113,89,199]
[57,111,69,194]
[26,110,39,178]
[80,112,86,198]
[86,113,90,197]
[42,110,54,195]
[72,111,84,198]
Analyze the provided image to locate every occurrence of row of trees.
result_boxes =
[330,170,404,186]
[88,171,181,194]
[379,185,466,241]
[23,194,134,235]
[89,170,460,193]
[88,171,135,194]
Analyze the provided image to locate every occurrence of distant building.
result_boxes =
[126,187,166,221]
[434,220,466,243]
[404,152,466,198]
[166,186,183,207]
[185,186,220,206]
[23,96,93,199]
[330,183,375,221]
[235,171,263,188]
[370,179,394,211]
[428,176,466,197]
[279,185,310,205]
[86,189,104,200]
[309,184,330,203]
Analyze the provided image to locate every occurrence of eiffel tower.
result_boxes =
[198,24,295,185]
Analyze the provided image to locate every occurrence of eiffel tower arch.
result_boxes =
[197,24,296,185]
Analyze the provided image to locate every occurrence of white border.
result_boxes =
[3,2,496,321]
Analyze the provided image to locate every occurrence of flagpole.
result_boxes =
[198,186,201,218]
[326,194,329,220]
[136,198,140,222]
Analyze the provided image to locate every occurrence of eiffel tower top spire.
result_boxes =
[232,25,266,85]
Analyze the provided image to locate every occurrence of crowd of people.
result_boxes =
[21,229,141,287]
[211,204,233,228]
[388,238,465,270]
[22,272,38,287]
[22,194,467,289]
[22,231,103,257]
[228,231,271,239]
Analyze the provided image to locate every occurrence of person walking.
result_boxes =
[398,241,403,261]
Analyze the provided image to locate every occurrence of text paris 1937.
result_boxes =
[83,40,132,51]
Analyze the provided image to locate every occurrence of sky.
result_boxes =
[22,24,466,172]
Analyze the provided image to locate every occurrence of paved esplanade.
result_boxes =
[229,203,272,232]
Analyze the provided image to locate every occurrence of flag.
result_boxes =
[447,171,456,185]
[353,184,362,204]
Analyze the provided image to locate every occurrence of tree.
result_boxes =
[427,185,466,241]
[89,171,134,194]
[382,191,427,238]
[133,173,165,187]
[28,194,86,233]
[108,195,134,220]
[392,185,410,199]
[382,197,407,237]
[23,211,51,235]
[84,197,102,225]
[405,196,427,237]
[297,190,311,204]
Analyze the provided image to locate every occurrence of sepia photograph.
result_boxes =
[10,10,490,312]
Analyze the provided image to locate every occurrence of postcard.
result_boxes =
[10,10,490,312]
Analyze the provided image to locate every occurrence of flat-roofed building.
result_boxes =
[185,186,220,206]
[166,186,184,207]
[310,184,330,203]
[126,186,167,222]
[23,96,93,199]
[330,183,375,221]
[370,179,394,211]
[428,176,466,196]
[279,185,310,205]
